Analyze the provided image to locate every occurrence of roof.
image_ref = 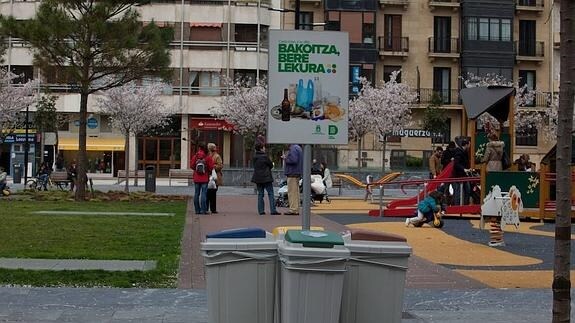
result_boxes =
[460,86,516,121]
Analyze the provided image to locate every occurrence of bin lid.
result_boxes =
[284,230,344,248]
[343,230,411,255]
[277,239,349,258]
[202,229,277,251]
[206,227,266,239]
[349,228,406,242]
[272,226,324,237]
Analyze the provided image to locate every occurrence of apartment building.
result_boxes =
[283,0,557,170]
[0,0,559,175]
[0,0,281,176]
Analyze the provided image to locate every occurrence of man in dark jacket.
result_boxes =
[251,143,280,215]
[441,141,456,169]
[452,140,471,205]
[283,144,303,215]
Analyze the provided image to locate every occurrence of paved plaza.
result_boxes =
[0,178,573,322]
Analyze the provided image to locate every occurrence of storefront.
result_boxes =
[188,117,238,167]
[2,131,37,177]
[58,136,125,176]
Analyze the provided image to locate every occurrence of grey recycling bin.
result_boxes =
[145,166,156,192]
[278,230,349,323]
[340,229,412,323]
[202,228,278,323]
[12,164,22,184]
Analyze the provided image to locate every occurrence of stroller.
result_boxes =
[275,175,329,208]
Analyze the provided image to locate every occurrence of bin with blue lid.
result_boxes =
[278,230,350,323]
[340,228,412,323]
[201,227,277,323]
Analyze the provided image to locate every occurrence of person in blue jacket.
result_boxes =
[405,190,443,227]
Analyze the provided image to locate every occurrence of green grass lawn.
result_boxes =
[0,199,187,288]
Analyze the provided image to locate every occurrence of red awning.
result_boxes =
[191,118,234,131]
[190,22,223,28]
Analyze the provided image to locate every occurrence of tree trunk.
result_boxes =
[134,135,139,187]
[357,136,363,169]
[381,136,387,175]
[40,132,45,164]
[553,1,574,321]
[74,92,89,201]
[124,133,130,193]
[242,136,247,187]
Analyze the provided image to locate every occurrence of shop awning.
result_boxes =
[58,137,125,151]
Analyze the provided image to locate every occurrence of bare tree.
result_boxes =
[97,82,173,192]
[553,0,574,321]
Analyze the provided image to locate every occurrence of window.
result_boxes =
[235,24,258,42]
[189,71,221,96]
[519,70,536,107]
[383,66,401,83]
[325,11,375,47]
[384,15,402,51]
[516,127,537,146]
[433,67,451,104]
[300,12,313,31]
[10,66,34,84]
[434,16,452,53]
[519,20,536,56]
[350,64,374,95]
[189,25,222,41]
[467,17,511,42]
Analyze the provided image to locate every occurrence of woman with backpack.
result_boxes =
[190,142,214,215]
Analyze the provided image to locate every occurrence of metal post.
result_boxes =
[302,144,311,230]
[294,0,300,30]
[378,184,384,217]
[24,105,29,184]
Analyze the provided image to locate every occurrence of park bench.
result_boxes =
[168,169,194,186]
[50,171,72,190]
[116,170,145,184]
[331,176,343,195]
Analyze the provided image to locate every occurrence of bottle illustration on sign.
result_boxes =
[281,88,291,122]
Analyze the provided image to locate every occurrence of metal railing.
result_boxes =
[378,36,409,53]
[515,41,545,57]
[515,0,543,8]
[429,0,459,3]
[428,37,460,54]
[418,88,461,105]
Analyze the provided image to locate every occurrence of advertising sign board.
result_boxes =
[267,30,349,144]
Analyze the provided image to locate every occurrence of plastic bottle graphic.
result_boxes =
[314,76,322,105]
[281,88,291,122]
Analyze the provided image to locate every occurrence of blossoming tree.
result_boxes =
[211,78,267,174]
[350,72,417,173]
[97,82,172,192]
[0,69,37,144]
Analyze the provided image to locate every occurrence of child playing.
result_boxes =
[406,191,443,227]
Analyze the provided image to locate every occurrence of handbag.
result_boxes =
[208,169,218,189]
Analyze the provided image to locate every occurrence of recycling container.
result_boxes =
[201,228,277,323]
[12,164,22,184]
[145,166,156,192]
[278,230,350,323]
[340,228,412,323]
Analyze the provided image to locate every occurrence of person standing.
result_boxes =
[441,141,456,169]
[190,142,214,215]
[283,144,302,215]
[67,160,77,192]
[452,140,471,205]
[206,143,223,214]
[251,143,281,215]
[482,132,505,172]
[429,146,443,179]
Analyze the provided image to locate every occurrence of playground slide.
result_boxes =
[386,161,454,210]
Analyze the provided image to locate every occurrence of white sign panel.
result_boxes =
[267,30,349,144]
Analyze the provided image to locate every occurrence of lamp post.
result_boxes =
[24,104,29,184]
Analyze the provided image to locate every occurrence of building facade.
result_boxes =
[0,0,559,175]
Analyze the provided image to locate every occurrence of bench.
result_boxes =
[331,176,343,195]
[116,170,145,184]
[168,169,194,186]
[50,171,71,190]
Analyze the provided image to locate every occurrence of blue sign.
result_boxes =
[352,66,360,84]
[87,117,98,129]
[1,134,36,143]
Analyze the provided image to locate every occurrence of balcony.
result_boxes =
[378,36,409,58]
[515,41,545,63]
[515,0,544,14]
[378,0,408,10]
[428,0,460,11]
[290,0,321,6]
[427,37,460,61]
[418,89,460,106]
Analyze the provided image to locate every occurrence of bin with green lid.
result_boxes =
[201,228,277,323]
[278,230,350,323]
[340,228,412,323]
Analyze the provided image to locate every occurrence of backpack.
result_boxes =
[195,157,206,175]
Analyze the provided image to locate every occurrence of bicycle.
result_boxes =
[26,174,68,191]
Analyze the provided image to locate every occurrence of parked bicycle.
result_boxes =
[26,175,68,191]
